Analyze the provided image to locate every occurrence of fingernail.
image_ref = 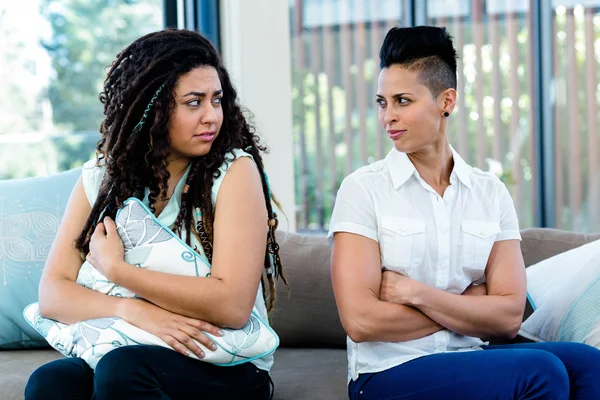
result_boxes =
[211,343,217,351]
[217,329,224,336]
[199,351,205,358]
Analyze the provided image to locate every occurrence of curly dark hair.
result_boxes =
[74,28,288,312]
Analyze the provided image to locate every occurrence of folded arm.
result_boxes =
[38,177,129,324]
[38,177,226,357]
[383,240,526,339]
[331,232,443,343]
[97,157,268,329]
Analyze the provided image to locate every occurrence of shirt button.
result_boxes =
[440,227,448,233]
[441,264,447,269]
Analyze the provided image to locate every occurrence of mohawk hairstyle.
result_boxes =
[380,26,458,96]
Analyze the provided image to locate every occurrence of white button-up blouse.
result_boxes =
[328,147,521,382]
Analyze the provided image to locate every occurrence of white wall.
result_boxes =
[219,0,296,232]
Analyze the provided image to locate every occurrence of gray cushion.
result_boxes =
[0,349,63,400]
[270,229,600,349]
[2,229,599,400]
[272,348,347,400]
[521,228,600,267]
[271,232,346,349]
[0,348,348,400]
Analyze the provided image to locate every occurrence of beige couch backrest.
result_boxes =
[271,229,600,349]
[520,228,600,266]
[270,233,345,348]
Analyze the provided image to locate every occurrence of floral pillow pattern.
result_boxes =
[24,197,279,369]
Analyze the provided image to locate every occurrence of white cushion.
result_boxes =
[24,197,278,369]
[519,238,600,348]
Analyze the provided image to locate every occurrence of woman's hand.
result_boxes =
[381,272,488,306]
[119,298,223,358]
[379,269,423,305]
[86,217,125,281]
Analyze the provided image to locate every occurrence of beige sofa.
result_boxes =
[1,228,599,400]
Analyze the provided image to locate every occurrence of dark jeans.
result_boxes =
[25,345,273,400]
[349,342,600,400]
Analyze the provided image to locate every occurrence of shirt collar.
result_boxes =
[385,145,472,190]
[385,148,416,189]
[449,146,472,189]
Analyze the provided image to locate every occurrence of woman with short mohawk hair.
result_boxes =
[25,28,286,400]
[329,25,600,400]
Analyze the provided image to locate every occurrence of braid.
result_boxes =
[173,160,201,238]
[245,145,289,311]
[192,163,217,263]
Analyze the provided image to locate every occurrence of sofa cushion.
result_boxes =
[0,168,81,349]
[271,348,347,400]
[271,229,600,349]
[271,232,346,348]
[520,228,600,324]
[519,238,600,346]
[520,228,600,267]
[0,349,63,400]
[0,348,348,400]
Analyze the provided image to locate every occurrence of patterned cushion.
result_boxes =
[24,197,279,368]
[0,168,81,348]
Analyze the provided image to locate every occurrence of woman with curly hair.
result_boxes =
[25,28,287,400]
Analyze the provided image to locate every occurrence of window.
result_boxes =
[552,2,600,231]
[427,0,536,229]
[290,0,408,231]
[0,0,163,180]
[290,0,600,233]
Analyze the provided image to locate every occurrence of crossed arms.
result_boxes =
[331,232,527,343]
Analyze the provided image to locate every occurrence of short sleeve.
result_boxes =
[327,174,378,245]
[495,182,522,242]
[81,159,106,207]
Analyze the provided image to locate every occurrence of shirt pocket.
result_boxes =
[460,220,501,280]
[380,216,426,272]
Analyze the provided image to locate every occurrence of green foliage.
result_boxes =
[0,0,162,179]
[292,17,541,231]
[40,0,162,132]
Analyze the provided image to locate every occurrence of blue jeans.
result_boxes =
[348,342,600,400]
[25,345,272,400]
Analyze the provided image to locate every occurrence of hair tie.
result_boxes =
[263,172,273,198]
[128,84,165,138]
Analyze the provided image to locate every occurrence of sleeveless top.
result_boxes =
[81,149,274,371]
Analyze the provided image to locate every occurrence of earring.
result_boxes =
[443,112,450,117]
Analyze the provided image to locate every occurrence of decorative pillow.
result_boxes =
[519,238,600,349]
[0,167,81,349]
[24,197,279,369]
